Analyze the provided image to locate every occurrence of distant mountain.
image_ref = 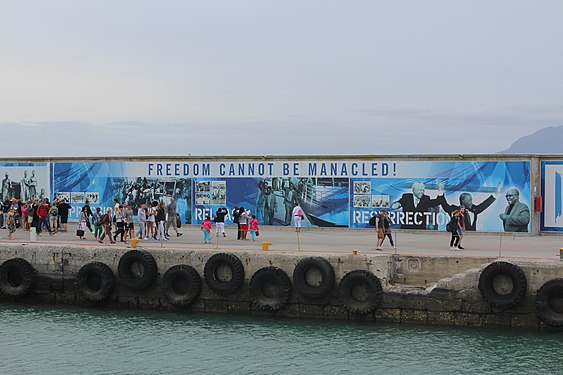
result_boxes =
[500,125,563,154]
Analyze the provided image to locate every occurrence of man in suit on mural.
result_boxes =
[391,181,445,229]
[499,188,530,232]
[440,183,502,231]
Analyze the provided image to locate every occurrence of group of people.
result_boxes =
[92,198,183,244]
[1,195,72,240]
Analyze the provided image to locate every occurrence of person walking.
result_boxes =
[232,205,242,240]
[21,202,29,231]
[165,198,182,237]
[375,209,395,250]
[214,207,228,237]
[98,208,115,244]
[113,205,126,242]
[249,215,260,242]
[136,202,148,240]
[36,199,53,236]
[92,207,103,240]
[155,201,167,241]
[77,206,89,240]
[123,203,134,242]
[6,206,16,240]
[83,200,94,233]
[201,215,212,244]
[238,208,250,240]
[49,201,59,234]
[147,201,157,240]
[448,209,462,251]
[58,198,71,232]
[457,206,466,250]
[292,203,304,232]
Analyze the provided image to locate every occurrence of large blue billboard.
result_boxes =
[50,159,530,232]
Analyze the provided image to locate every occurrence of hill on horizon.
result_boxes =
[500,125,563,154]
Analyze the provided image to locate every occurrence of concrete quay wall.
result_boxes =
[0,244,562,329]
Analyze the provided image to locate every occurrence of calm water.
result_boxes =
[0,304,561,375]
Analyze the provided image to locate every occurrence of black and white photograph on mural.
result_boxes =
[112,177,191,208]
[372,195,390,208]
[195,181,211,193]
[71,192,85,204]
[354,181,371,194]
[0,166,50,201]
[353,194,371,208]
[211,181,226,205]
[86,192,100,203]
[55,192,71,202]
[195,192,211,205]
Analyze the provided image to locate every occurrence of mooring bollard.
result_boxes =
[352,250,358,255]
[262,241,272,251]
[559,248,563,260]
[29,227,37,242]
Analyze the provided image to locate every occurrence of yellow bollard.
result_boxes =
[130,237,140,248]
[559,248,563,260]
[262,241,272,251]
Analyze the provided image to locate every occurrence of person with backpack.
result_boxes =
[49,201,59,234]
[92,207,103,240]
[232,204,241,240]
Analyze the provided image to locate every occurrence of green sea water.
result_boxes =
[0,304,561,375]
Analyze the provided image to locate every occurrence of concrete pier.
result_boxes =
[1,225,562,329]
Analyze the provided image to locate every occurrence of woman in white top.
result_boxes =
[292,203,304,232]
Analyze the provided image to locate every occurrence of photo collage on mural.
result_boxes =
[541,161,563,232]
[0,159,534,233]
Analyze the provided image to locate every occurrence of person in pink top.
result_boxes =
[201,215,212,244]
[249,215,260,242]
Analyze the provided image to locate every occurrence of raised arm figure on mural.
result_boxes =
[391,181,445,229]
[440,182,502,231]
[499,188,530,232]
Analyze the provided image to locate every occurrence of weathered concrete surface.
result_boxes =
[1,242,563,329]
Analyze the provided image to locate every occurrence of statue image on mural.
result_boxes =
[1,169,46,201]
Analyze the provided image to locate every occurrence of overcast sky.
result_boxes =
[1,0,562,157]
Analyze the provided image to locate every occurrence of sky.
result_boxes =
[1,0,562,157]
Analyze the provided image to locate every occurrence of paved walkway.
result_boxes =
[1,224,562,261]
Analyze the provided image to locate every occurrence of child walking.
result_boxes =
[249,215,260,241]
[201,215,212,244]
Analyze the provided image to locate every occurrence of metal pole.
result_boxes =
[498,234,503,258]
[296,230,301,251]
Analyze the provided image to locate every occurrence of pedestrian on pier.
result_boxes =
[98,208,115,244]
[249,215,260,241]
[201,215,212,243]
[375,209,395,250]
[448,209,461,251]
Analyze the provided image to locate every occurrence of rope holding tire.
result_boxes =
[0,258,36,297]
[203,253,245,295]
[536,278,563,327]
[249,266,292,311]
[339,270,383,315]
[76,262,115,302]
[293,257,335,299]
[162,265,202,306]
[478,261,527,309]
[117,250,158,291]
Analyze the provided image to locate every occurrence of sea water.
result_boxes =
[0,304,561,374]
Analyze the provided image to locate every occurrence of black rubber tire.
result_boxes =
[76,262,115,302]
[339,270,383,315]
[249,267,292,311]
[478,261,527,309]
[117,250,158,291]
[536,278,563,327]
[293,257,335,299]
[162,265,202,306]
[203,253,245,295]
[0,258,36,297]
